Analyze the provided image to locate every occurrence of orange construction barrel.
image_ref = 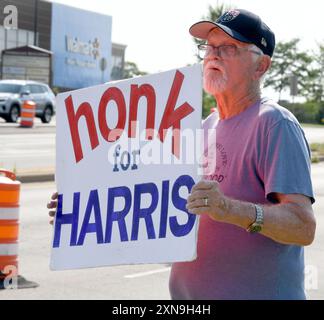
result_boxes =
[20,101,36,128]
[0,169,20,282]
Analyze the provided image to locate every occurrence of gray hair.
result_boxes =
[248,44,264,61]
[248,44,268,84]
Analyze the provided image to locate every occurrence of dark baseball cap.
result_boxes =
[189,9,275,57]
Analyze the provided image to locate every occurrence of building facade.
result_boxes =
[0,0,126,90]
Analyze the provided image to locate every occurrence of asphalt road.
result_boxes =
[305,162,324,299]
[0,162,323,300]
[0,117,56,173]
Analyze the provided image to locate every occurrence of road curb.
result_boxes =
[16,173,55,183]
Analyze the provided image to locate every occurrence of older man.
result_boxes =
[169,9,316,300]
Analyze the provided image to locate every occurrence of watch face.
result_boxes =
[250,225,262,233]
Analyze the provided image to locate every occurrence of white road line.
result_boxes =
[124,267,171,279]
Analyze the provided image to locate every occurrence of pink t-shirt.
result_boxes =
[169,98,314,300]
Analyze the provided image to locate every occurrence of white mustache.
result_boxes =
[204,62,225,77]
[205,60,221,69]
[204,61,224,74]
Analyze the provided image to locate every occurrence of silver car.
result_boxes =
[0,80,56,123]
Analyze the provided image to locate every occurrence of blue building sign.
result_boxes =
[51,3,112,89]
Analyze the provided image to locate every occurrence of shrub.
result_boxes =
[279,100,324,124]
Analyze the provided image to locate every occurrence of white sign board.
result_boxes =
[50,64,202,270]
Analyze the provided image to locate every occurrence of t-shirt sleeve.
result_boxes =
[262,119,315,204]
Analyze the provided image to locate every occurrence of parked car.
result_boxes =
[0,80,56,123]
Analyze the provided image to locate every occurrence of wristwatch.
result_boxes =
[246,204,264,233]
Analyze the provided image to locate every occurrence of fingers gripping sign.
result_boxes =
[47,192,58,225]
[186,180,229,221]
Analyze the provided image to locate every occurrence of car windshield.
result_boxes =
[0,83,22,93]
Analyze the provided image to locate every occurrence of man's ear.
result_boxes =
[254,55,271,80]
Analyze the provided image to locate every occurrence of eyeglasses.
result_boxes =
[197,44,262,60]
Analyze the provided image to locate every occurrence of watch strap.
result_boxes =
[246,204,264,233]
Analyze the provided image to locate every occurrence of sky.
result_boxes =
[51,0,324,75]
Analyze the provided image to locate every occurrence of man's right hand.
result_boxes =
[47,192,58,225]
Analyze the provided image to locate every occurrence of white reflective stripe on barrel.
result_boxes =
[20,117,33,122]
[0,243,18,255]
[0,207,19,220]
[21,109,35,114]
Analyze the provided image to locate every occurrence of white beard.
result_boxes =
[203,69,228,94]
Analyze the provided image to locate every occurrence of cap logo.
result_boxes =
[220,10,240,22]
[261,37,267,47]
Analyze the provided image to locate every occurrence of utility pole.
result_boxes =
[34,0,38,46]
[290,74,298,104]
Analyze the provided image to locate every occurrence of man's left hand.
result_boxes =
[186,180,229,221]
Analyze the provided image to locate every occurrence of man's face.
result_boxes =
[203,28,257,95]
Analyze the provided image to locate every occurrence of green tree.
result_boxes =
[193,3,230,48]
[123,61,147,79]
[264,38,313,101]
[304,42,324,102]
[194,3,233,118]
